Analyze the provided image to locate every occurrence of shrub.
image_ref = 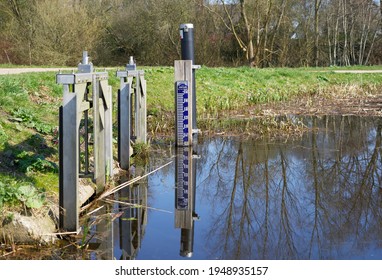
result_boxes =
[0,180,45,209]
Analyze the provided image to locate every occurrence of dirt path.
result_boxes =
[331,70,382,74]
[2,67,382,75]
[0,68,76,75]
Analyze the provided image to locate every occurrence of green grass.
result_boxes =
[196,67,382,115]
[1,65,382,210]
[0,72,61,209]
[138,66,382,121]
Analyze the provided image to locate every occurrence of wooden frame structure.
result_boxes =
[57,52,113,232]
[117,57,147,170]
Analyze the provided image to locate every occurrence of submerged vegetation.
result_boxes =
[1,65,382,211]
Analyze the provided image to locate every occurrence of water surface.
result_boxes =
[88,115,382,260]
[4,115,382,260]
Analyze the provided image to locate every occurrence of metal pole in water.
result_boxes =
[180,24,198,138]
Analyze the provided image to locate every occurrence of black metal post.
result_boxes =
[180,23,197,135]
[180,228,194,258]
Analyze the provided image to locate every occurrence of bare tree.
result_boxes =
[1,0,382,67]
[0,0,108,65]
[314,0,322,66]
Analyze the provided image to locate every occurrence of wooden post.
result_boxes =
[136,74,147,143]
[117,60,147,170]
[93,77,106,193]
[118,81,132,170]
[105,85,113,177]
[59,92,79,232]
[135,72,140,142]
[175,60,193,147]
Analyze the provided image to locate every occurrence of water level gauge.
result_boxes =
[176,81,191,146]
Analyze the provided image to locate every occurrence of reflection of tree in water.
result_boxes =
[308,117,382,258]
[199,116,382,259]
[202,140,257,259]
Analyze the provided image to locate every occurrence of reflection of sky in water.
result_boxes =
[126,116,382,260]
[138,169,180,260]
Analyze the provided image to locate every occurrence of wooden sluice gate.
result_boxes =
[117,56,147,170]
[57,52,147,232]
[57,51,113,231]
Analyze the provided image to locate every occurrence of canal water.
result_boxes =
[5,115,382,260]
[78,115,382,260]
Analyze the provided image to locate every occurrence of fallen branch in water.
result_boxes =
[85,205,105,216]
[101,160,173,198]
[102,198,172,214]
[80,160,173,213]
[1,247,22,257]
[42,230,81,236]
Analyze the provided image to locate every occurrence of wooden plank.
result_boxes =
[74,83,87,122]
[99,99,105,129]
[135,73,140,141]
[79,101,90,112]
[100,79,111,110]
[93,78,105,193]
[57,74,75,85]
[105,85,113,177]
[92,75,99,180]
[127,76,133,87]
[138,76,147,143]
[135,74,147,143]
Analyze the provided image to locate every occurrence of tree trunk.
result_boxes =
[260,0,273,67]
[314,0,321,67]
[240,0,255,67]
[342,0,349,66]
[269,0,287,65]
[327,17,332,66]
[334,1,340,66]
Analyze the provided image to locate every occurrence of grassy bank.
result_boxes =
[145,66,382,136]
[1,65,382,210]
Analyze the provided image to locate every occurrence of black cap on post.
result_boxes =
[180,24,195,63]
